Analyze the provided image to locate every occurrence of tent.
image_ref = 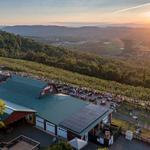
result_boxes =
[69,138,87,150]
[125,130,133,140]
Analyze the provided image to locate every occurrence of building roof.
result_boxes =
[60,104,112,136]
[0,101,36,121]
[0,75,112,134]
[5,100,36,113]
[0,75,88,125]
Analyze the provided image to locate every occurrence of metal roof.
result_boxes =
[0,75,88,125]
[0,100,36,121]
[5,100,36,113]
[60,104,112,136]
[0,75,111,132]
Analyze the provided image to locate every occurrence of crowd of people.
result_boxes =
[9,71,125,110]
[56,83,124,108]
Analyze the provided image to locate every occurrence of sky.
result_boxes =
[0,0,150,26]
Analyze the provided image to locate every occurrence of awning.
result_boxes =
[4,111,34,125]
[3,100,36,125]
[69,138,87,150]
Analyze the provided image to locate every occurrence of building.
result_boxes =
[0,75,112,143]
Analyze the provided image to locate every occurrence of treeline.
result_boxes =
[0,31,150,88]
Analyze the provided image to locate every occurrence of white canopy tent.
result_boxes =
[69,138,87,150]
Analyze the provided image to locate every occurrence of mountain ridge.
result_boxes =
[2,25,140,39]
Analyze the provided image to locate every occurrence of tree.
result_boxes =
[48,141,72,150]
[0,99,5,128]
[0,99,5,115]
[122,39,134,53]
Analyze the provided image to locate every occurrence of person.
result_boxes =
[52,137,57,144]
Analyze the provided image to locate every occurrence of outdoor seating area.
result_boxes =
[0,135,40,150]
[0,71,11,83]
[0,124,54,148]
[88,123,121,147]
[69,138,88,150]
[82,135,150,150]
[56,84,124,104]
[7,71,125,106]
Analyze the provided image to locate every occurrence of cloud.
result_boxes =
[113,2,150,14]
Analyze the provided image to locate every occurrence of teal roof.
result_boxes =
[0,100,35,121]
[0,75,88,125]
[80,109,113,136]
[5,100,36,112]
[60,103,113,136]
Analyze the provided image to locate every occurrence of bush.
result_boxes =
[48,141,72,150]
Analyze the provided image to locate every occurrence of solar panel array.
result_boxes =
[60,104,108,134]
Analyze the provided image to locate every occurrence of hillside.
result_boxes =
[0,57,150,102]
[0,31,150,88]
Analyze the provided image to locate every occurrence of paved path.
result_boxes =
[0,125,53,148]
[83,135,150,150]
[113,112,137,124]
[113,112,150,130]
[1,125,149,150]
[110,135,150,150]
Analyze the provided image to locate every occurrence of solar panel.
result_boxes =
[60,104,109,134]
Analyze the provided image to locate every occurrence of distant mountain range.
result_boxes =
[2,25,127,39]
[48,22,149,28]
[2,25,150,41]
[2,25,150,57]
[0,26,4,29]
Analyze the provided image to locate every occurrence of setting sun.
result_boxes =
[142,11,150,23]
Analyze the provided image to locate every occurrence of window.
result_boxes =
[36,116,44,129]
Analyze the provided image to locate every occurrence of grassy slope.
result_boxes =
[0,57,150,101]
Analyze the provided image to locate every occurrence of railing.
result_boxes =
[121,130,150,144]
[133,134,150,144]
[0,135,40,150]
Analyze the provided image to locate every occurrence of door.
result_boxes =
[84,132,89,142]
[36,116,44,129]
[103,116,109,124]
[46,122,55,135]
[57,127,67,139]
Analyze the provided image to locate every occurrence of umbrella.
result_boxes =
[69,137,87,150]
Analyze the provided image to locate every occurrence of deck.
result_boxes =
[0,125,53,148]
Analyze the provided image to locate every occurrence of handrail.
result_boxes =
[0,135,40,150]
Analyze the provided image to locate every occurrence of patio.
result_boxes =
[1,135,40,150]
[0,125,54,148]
[83,135,150,150]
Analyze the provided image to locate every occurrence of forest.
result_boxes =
[0,31,150,88]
